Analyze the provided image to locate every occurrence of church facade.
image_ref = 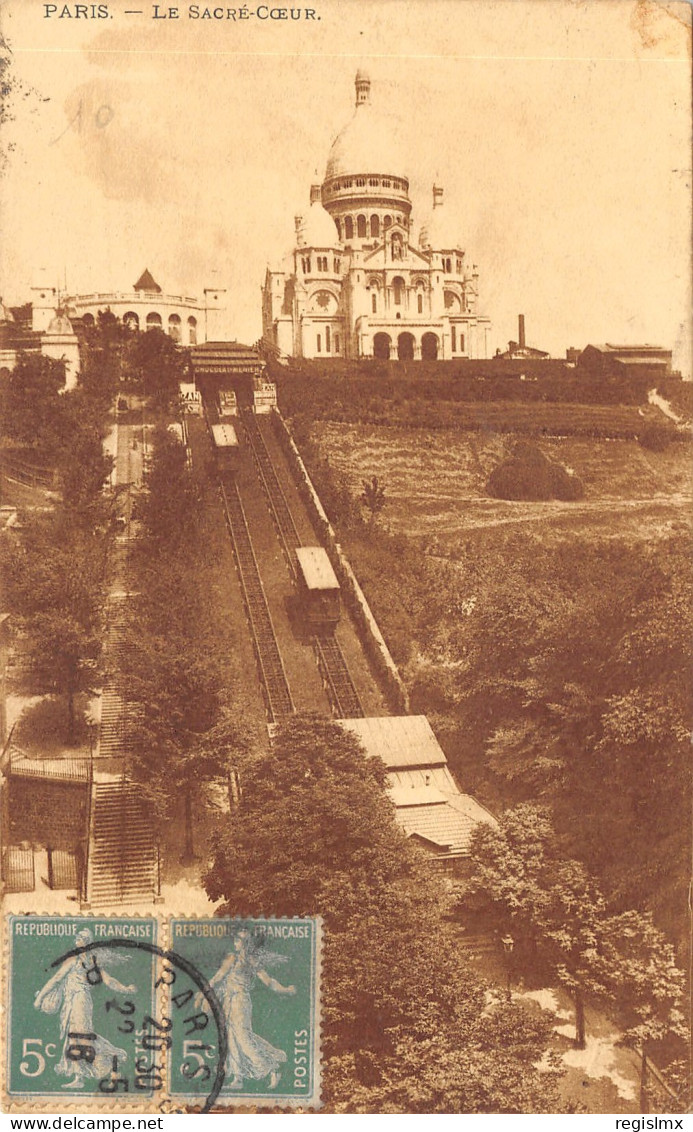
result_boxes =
[262,71,491,362]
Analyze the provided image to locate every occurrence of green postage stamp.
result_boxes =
[4,915,321,1110]
[167,917,321,1107]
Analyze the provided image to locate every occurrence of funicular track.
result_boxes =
[241,411,363,719]
[219,474,295,722]
[241,411,302,576]
[314,631,364,719]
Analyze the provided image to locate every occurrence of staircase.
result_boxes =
[85,778,158,906]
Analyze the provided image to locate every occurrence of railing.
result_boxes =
[47,846,79,890]
[8,754,91,782]
[3,845,35,893]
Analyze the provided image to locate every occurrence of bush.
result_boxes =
[487,442,585,501]
[638,421,678,452]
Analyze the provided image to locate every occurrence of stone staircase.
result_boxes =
[86,778,158,906]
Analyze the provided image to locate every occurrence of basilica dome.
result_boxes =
[419,186,463,251]
[324,71,406,182]
[302,188,341,247]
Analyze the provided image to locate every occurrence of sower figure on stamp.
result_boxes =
[200,929,296,1090]
[34,929,137,1089]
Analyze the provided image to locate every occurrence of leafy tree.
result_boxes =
[1,512,109,741]
[137,425,201,548]
[360,474,387,526]
[131,328,186,409]
[2,351,66,454]
[205,716,562,1111]
[465,805,687,1052]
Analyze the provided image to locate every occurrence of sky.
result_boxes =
[0,0,691,371]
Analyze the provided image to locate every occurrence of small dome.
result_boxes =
[301,196,341,248]
[45,311,74,336]
[325,73,406,183]
[419,185,462,251]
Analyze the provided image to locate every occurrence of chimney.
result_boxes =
[518,314,526,348]
[294,215,304,246]
[432,184,444,209]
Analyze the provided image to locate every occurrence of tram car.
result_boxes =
[210,422,239,475]
[295,546,341,628]
[218,389,238,419]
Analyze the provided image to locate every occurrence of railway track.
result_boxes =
[219,475,295,722]
[314,632,364,718]
[241,411,302,576]
[240,410,364,719]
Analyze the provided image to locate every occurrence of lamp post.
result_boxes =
[501,934,514,1001]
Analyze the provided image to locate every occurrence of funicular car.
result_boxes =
[210,421,239,475]
[295,546,341,629]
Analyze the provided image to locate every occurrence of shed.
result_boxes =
[339,716,497,859]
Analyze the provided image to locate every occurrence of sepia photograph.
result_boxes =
[0,0,691,1116]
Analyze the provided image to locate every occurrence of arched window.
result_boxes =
[326,326,331,352]
[373,332,391,360]
[393,277,405,305]
[357,215,367,238]
[334,257,341,273]
[370,214,380,238]
[317,333,322,353]
[417,293,423,314]
[188,316,197,345]
[146,312,162,330]
[383,215,392,230]
[372,291,377,314]
[123,311,139,331]
[421,332,439,360]
[344,216,354,240]
[459,332,465,352]
[451,326,456,352]
[168,313,182,343]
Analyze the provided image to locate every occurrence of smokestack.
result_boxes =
[518,314,526,348]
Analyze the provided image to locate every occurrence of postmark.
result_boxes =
[5,916,159,1103]
[168,917,321,1107]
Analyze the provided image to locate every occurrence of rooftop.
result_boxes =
[295,546,339,591]
[339,715,447,769]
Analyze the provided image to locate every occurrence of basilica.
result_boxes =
[262,71,491,362]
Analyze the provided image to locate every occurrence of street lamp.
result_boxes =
[501,934,514,1000]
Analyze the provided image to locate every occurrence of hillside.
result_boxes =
[297,412,691,955]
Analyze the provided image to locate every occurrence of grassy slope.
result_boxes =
[313,422,691,548]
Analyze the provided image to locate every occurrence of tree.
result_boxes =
[122,565,243,862]
[2,351,66,453]
[1,512,109,742]
[204,716,562,1111]
[137,425,201,549]
[465,805,687,1052]
[131,328,186,408]
[360,475,387,527]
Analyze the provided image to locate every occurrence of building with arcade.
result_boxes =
[262,71,491,362]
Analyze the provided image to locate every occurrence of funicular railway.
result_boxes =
[239,410,363,719]
[205,397,363,720]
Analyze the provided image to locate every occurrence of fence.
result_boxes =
[271,410,409,714]
[3,845,35,893]
[47,846,80,891]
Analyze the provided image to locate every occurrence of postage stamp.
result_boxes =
[5,916,158,1104]
[167,917,321,1108]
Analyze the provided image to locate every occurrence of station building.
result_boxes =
[262,71,491,362]
[31,269,228,346]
